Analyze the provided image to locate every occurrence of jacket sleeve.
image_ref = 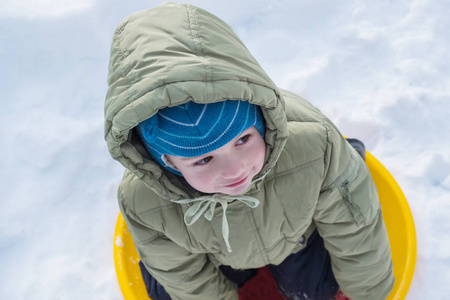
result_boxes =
[314,125,395,300]
[118,191,238,300]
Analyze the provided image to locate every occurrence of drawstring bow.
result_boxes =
[171,195,260,252]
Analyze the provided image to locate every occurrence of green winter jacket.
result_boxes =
[104,3,394,300]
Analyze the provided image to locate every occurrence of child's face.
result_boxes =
[166,126,266,195]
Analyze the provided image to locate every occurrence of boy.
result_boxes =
[104,2,394,300]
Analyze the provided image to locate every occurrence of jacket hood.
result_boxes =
[104,2,288,199]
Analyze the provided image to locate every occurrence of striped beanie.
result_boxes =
[136,100,265,175]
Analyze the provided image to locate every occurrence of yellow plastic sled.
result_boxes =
[113,151,417,300]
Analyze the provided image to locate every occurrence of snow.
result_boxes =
[1,0,449,298]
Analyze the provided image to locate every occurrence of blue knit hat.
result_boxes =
[137,100,265,175]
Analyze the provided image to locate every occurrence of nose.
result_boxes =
[220,156,244,179]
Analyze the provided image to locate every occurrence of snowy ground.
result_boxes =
[1,0,449,299]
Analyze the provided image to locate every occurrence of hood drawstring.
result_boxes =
[171,195,260,253]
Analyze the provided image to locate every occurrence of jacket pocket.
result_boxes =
[336,148,380,227]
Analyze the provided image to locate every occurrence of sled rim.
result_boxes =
[113,213,150,300]
[113,151,417,300]
[365,151,416,300]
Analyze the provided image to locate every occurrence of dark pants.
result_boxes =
[139,230,339,300]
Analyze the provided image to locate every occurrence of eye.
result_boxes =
[193,156,212,166]
[236,134,251,145]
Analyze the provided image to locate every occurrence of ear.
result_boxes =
[162,155,178,170]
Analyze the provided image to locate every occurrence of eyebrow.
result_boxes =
[179,156,202,161]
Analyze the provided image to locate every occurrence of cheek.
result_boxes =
[252,139,266,170]
[183,169,216,193]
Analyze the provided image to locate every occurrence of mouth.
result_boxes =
[224,176,249,188]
